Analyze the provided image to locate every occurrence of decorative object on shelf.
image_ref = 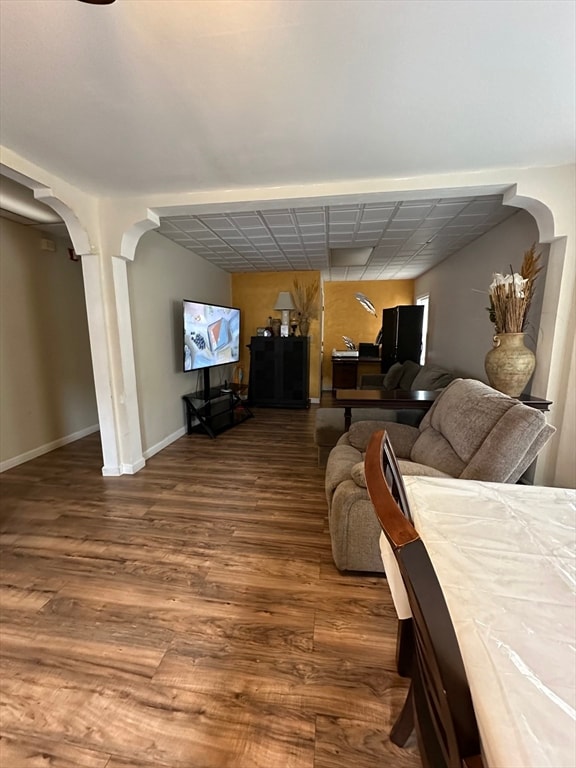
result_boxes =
[292,277,319,336]
[273,291,296,337]
[484,244,543,397]
[270,317,281,337]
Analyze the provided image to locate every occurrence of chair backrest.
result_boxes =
[379,428,413,523]
[365,429,484,768]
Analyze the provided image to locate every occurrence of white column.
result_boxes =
[81,252,121,475]
[111,255,145,473]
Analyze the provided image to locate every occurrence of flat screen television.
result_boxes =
[183,300,241,373]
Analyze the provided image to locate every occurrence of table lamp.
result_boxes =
[274,291,295,337]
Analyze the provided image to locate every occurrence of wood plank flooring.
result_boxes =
[0,406,420,768]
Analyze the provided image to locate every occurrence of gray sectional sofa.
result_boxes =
[325,378,556,573]
[315,360,456,467]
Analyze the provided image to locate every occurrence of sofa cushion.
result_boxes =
[460,404,555,483]
[411,365,454,391]
[411,378,555,482]
[417,378,516,465]
[397,460,453,478]
[350,453,452,490]
[383,362,404,389]
[410,428,466,477]
[348,420,419,459]
[397,360,422,390]
[315,408,399,449]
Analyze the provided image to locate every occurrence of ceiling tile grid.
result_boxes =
[158,194,517,281]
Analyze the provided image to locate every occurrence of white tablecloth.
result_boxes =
[400,476,576,768]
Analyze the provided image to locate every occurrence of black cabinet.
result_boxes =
[248,336,309,408]
[381,305,424,373]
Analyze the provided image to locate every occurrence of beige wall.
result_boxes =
[322,280,415,389]
[0,218,98,468]
[128,231,232,454]
[231,271,322,399]
[415,210,547,383]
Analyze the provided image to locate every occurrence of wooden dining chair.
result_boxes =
[373,427,415,676]
[365,429,484,768]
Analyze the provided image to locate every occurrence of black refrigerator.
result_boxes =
[380,305,424,373]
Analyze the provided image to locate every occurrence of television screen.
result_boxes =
[183,300,241,372]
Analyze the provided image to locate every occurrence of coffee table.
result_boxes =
[335,389,438,429]
[334,388,551,430]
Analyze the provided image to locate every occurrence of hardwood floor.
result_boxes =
[0,406,420,768]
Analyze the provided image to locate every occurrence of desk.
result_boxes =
[331,356,381,393]
[404,476,576,768]
[335,389,438,429]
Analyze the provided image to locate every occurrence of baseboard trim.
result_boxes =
[143,426,186,460]
[0,424,100,473]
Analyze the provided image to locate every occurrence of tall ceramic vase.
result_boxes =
[484,333,535,397]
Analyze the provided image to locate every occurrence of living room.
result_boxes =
[0,1,575,765]
[1,3,574,487]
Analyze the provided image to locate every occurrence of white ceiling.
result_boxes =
[0,0,573,278]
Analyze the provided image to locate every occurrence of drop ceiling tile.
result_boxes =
[388,222,421,232]
[465,201,501,216]
[354,234,381,243]
[262,213,294,227]
[191,232,222,242]
[328,220,356,231]
[361,208,394,222]
[234,227,266,238]
[230,215,263,227]
[394,205,434,220]
[363,202,396,211]
[204,216,237,229]
[428,203,468,218]
[329,209,360,224]
[422,215,452,227]
[169,233,195,242]
[296,211,324,225]
[298,224,326,235]
[172,219,208,233]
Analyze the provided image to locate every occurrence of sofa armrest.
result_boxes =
[325,444,363,504]
[347,420,419,458]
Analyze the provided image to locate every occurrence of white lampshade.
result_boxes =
[273,291,295,337]
[273,291,295,311]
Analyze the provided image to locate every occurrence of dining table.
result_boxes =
[399,476,576,768]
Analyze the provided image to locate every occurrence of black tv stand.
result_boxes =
[182,373,252,438]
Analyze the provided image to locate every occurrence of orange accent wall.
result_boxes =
[323,280,415,389]
[231,271,322,399]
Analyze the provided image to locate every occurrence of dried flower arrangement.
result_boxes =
[292,277,320,321]
[487,244,543,334]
